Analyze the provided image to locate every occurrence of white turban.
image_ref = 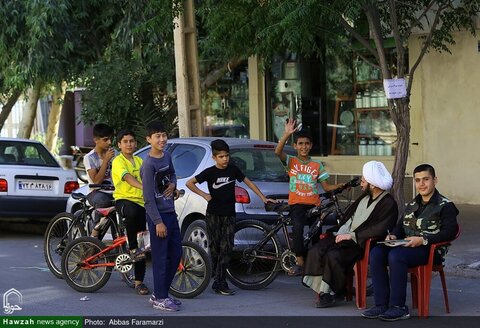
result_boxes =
[362,161,393,190]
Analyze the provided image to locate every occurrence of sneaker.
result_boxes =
[150,294,182,306]
[287,265,304,276]
[214,282,235,296]
[151,297,179,312]
[378,305,410,321]
[361,305,388,319]
[169,297,182,306]
[315,293,336,308]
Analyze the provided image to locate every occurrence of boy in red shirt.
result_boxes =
[275,118,342,275]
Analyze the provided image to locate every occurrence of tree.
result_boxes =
[0,0,121,149]
[199,0,479,215]
[79,1,182,145]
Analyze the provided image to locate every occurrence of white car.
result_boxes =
[66,137,294,251]
[0,138,79,220]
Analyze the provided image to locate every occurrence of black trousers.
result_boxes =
[206,212,235,284]
[290,204,316,257]
[304,235,363,294]
[115,199,147,282]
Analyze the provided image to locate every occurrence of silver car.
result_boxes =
[0,137,79,220]
[66,137,294,251]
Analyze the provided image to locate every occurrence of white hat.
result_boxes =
[362,161,393,190]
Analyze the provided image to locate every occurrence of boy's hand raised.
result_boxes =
[284,118,298,136]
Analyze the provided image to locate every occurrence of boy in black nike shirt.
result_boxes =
[186,139,273,295]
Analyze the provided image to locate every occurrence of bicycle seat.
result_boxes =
[265,202,290,213]
[96,206,116,216]
[72,193,88,201]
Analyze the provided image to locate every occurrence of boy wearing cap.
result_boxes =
[362,164,458,321]
[303,161,398,308]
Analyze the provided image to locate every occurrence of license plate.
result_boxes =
[18,181,53,191]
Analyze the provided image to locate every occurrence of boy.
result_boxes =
[140,120,182,312]
[111,130,149,295]
[83,123,116,237]
[83,123,116,209]
[186,139,274,295]
[275,118,342,276]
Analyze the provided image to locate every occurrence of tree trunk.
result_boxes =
[390,99,411,218]
[0,89,22,132]
[45,81,67,153]
[17,81,43,139]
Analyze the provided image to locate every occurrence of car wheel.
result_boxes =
[183,219,209,253]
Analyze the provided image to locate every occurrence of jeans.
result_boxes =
[370,245,429,307]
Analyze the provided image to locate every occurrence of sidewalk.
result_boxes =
[444,204,480,278]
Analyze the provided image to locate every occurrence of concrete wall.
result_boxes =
[408,30,480,204]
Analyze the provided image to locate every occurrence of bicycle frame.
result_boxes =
[78,235,128,270]
[248,215,292,262]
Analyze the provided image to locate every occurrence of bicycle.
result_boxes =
[44,184,134,288]
[44,191,98,279]
[60,187,212,298]
[226,177,360,290]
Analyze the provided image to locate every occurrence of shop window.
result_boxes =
[201,61,249,138]
[266,53,327,155]
[326,51,399,156]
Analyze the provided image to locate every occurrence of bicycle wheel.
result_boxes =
[170,241,212,298]
[227,220,282,290]
[61,236,112,293]
[44,212,86,279]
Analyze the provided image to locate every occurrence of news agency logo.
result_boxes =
[3,288,22,314]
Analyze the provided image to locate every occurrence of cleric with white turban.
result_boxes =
[302,161,398,308]
[362,161,393,191]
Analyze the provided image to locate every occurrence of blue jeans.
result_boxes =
[147,212,182,299]
[370,245,429,307]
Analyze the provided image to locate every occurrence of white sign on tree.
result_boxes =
[383,79,407,99]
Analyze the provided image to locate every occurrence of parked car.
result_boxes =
[66,137,295,251]
[0,138,79,220]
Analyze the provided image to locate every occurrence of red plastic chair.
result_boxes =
[345,237,375,309]
[408,225,460,318]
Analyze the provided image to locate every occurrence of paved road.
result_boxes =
[1,228,479,319]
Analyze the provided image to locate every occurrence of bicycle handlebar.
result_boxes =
[88,184,115,191]
[305,177,360,219]
[319,176,360,198]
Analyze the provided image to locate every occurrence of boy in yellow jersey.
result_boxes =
[275,118,342,276]
[112,129,149,295]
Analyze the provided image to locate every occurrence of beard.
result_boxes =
[366,183,373,196]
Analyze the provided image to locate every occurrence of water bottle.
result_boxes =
[359,138,367,156]
[367,139,376,156]
[355,92,363,108]
[362,89,371,108]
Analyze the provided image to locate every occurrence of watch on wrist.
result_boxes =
[422,237,428,246]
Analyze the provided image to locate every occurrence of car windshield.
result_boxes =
[230,148,289,182]
[0,141,59,167]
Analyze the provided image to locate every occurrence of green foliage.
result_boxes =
[198,0,479,70]
[0,0,121,89]
[80,56,177,148]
